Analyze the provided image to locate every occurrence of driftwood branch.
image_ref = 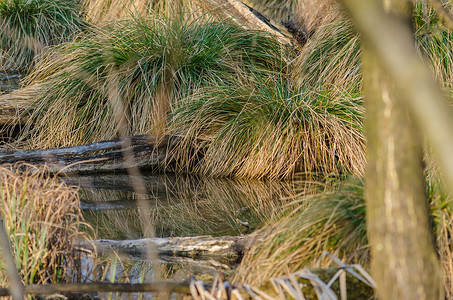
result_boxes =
[80,234,259,264]
[0,135,180,174]
[0,282,191,297]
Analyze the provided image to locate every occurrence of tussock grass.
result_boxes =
[168,76,365,179]
[19,15,285,149]
[232,177,368,287]
[0,163,91,285]
[291,16,361,90]
[0,0,87,72]
[292,0,453,91]
[233,174,453,292]
[413,1,453,90]
[426,172,453,299]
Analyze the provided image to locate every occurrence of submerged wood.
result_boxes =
[0,135,180,174]
[0,282,191,296]
[80,234,259,264]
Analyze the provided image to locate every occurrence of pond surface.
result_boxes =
[63,172,299,287]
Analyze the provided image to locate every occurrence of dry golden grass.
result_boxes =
[0,163,92,285]
[0,84,39,126]
[83,0,199,23]
[232,177,368,287]
[294,0,340,35]
[437,212,453,300]
[168,76,366,179]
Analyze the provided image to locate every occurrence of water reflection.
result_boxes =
[65,173,298,239]
[65,172,310,294]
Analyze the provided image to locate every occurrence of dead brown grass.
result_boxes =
[232,178,368,287]
[294,0,340,35]
[0,84,38,127]
[0,163,92,285]
[83,0,199,23]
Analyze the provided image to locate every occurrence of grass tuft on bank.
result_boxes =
[0,163,91,285]
[233,177,367,286]
[168,76,365,179]
[0,0,87,73]
[19,14,286,149]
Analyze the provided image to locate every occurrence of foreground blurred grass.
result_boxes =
[0,164,91,285]
[2,0,453,296]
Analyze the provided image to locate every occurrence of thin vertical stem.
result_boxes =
[0,218,24,300]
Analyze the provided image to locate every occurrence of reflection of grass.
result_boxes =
[81,175,300,239]
[88,253,224,283]
[0,0,86,72]
[0,163,91,285]
[153,176,296,237]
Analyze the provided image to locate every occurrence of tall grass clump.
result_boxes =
[232,177,367,286]
[292,0,453,92]
[233,174,453,293]
[19,14,286,148]
[0,163,91,285]
[0,0,87,73]
[168,75,365,179]
[291,14,361,90]
[413,1,453,90]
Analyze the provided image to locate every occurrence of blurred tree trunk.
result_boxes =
[358,0,443,299]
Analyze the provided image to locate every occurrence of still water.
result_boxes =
[64,172,298,288]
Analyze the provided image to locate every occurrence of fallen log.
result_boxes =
[0,135,181,174]
[79,234,260,265]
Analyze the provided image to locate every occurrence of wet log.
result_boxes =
[80,234,260,265]
[0,135,180,174]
